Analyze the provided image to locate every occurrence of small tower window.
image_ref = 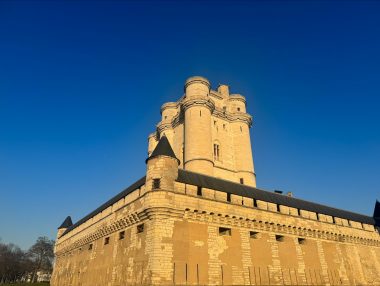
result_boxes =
[253,199,258,208]
[88,243,93,250]
[104,237,110,245]
[119,231,125,240]
[237,107,241,112]
[227,193,231,202]
[213,144,220,161]
[197,186,202,196]
[240,178,244,184]
[152,179,160,189]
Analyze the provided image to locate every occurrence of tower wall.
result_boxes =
[231,120,256,187]
[183,77,214,176]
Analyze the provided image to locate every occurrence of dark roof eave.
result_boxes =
[176,169,375,225]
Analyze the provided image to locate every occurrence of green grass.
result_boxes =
[1,283,49,286]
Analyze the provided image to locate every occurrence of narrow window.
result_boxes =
[88,243,93,250]
[213,144,220,161]
[164,116,167,120]
[275,235,284,242]
[297,209,301,216]
[240,178,244,184]
[298,238,306,244]
[119,231,125,240]
[152,179,160,189]
[253,199,258,207]
[200,110,202,116]
[332,217,336,224]
[277,204,281,212]
[240,126,243,132]
[197,186,202,196]
[219,227,231,236]
[227,193,231,202]
[104,237,110,245]
[137,224,144,233]
[250,231,259,239]
[237,107,241,112]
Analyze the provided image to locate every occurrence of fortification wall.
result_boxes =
[52,183,380,286]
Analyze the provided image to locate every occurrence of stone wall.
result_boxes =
[52,185,380,286]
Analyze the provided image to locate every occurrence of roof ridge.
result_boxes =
[176,169,374,224]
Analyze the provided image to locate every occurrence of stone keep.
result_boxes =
[51,76,380,286]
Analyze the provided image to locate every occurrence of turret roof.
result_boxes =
[146,135,179,163]
[58,216,73,229]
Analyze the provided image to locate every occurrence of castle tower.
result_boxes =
[148,76,256,187]
[145,135,179,192]
[229,94,256,186]
[182,76,215,176]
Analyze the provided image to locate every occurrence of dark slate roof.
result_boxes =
[177,169,376,225]
[146,135,179,163]
[58,216,73,229]
[60,176,146,237]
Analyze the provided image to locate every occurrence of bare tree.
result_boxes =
[28,236,55,283]
[0,241,31,283]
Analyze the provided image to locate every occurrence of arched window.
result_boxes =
[213,143,220,161]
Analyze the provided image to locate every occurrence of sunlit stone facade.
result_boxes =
[52,76,380,286]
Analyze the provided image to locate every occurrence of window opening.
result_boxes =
[277,204,281,212]
[253,199,258,208]
[197,186,202,196]
[88,244,93,250]
[119,231,125,240]
[227,193,231,202]
[104,237,110,245]
[240,178,244,184]
[219,227,231,236]
[237,107,241,111]
[298,238,306,244]
[152,179,160,189]
[275,235,284,242]
[213,144,220,161]
[137,224,144,233]
[250,231,259,239]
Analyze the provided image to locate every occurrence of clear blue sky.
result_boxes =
[1,1,379,249]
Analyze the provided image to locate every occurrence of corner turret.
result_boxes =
[57,216,72,238]
[145,135,179,192]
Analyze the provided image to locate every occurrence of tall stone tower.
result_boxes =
[52,76,380,286]
[148,76,256,187]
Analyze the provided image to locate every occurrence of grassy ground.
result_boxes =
[1,283,49,286]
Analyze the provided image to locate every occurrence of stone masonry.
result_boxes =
[51,76,380,286]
